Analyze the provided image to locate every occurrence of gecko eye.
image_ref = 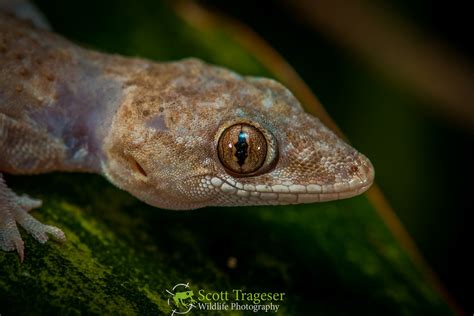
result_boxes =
[218,123,275,176]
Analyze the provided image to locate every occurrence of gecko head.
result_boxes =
[102,59,374,210]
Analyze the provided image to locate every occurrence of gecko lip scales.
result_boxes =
[213,166,374,204]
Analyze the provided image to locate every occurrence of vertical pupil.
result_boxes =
[234,131,249,166]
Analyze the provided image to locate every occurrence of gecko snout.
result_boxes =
[346,153,375,196]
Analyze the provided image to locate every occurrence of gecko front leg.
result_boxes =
[0,174,66,261]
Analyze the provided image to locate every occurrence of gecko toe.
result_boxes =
[44,225,66,242]
[17,213,66,244]
[17,194,43,212]
[0,213,25,261]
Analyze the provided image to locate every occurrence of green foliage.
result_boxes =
[0,1,454,315]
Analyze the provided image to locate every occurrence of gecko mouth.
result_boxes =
[296,161,375,203]
[211,159,375,205]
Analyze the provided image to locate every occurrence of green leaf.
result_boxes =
[0,1,456,315]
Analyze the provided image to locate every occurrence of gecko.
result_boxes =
[0,2,374,261]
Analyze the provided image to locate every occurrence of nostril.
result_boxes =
[360,159,375,184]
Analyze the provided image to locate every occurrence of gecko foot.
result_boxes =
[0,174,66,262]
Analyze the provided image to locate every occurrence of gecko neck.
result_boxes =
[1,13,150,175]
[38,51,129,174]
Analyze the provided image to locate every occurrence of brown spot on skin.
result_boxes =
[351,165,359,173]
[14,52,24,60]
[19,68,29,76]
[46,74,55,81]
[15,85,22,92]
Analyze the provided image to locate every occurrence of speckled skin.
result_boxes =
[0,13,374,260]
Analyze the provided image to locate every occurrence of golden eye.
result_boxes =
[218,123,267,175]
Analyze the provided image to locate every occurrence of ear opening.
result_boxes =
[131,157,147,177]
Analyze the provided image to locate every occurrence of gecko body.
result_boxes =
[0,10,374,260]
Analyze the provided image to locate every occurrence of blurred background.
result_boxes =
[197,0,473,312]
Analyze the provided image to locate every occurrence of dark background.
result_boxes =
[199,0,473,312]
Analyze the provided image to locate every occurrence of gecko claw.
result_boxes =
[15,238,25,263]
